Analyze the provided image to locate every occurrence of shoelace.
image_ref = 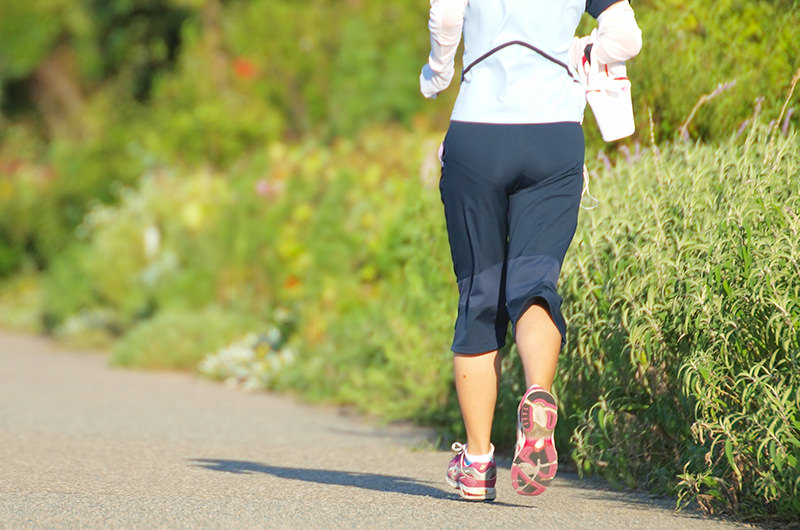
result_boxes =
[451,441,466,454]
[526,457,560,477]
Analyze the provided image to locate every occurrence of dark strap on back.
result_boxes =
[461,40,577,82]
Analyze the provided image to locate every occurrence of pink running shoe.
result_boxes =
[446,442,497,501]
[511,385,559,495]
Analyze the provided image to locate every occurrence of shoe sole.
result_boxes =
[447,468,496,501]
[458,483,496,501]
[511,388,558,496]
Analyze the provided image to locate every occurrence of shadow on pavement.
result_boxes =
[189,458,520,507]
[190,458,457,499]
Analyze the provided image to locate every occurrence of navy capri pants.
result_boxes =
[439,121,584,354]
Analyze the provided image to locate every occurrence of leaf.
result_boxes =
[724,439,742,481]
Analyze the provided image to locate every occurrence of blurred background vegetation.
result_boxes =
[1,0,799,522]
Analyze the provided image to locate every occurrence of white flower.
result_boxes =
[143,224,161,258]
[199,332,294,390]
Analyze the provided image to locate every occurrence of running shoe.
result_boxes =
[511,385,559,495]
[446,442,497,501]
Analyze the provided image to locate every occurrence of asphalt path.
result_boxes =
[0,331,757,530]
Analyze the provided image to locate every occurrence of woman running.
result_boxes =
[421,0,642,501]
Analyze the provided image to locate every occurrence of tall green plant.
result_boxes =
[547,124,800,520]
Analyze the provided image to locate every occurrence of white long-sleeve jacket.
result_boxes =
[420,0,642,124]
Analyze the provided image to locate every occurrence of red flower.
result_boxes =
[0,158,23,175]
[233,57,258,80]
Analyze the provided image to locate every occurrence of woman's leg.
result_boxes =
[515,303,561,391]
[453,350,501,455]
[505,122,585,389]
[439,121,517,452]
[504,122,584,495]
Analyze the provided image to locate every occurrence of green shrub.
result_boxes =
[40,167,235,333]
[217,128,457,420]
[629,0,799,143]
[0,0,67,82]
[0,271,42,333]
[217,0,428,138]
[0,0,190,103]
[0,161,42,276]
[111,306,264,370]
[679,352,800,518]
[143,23,285,167]
[544,124,800,520]
[0,109,146,279]
[41,244,103,332]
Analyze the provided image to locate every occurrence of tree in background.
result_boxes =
[0,0,190,137]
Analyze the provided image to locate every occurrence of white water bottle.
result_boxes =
[585,59,635,142]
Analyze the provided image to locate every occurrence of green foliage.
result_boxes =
[268,134,455,419]
[217,0,428,138]
[0,98,147,279]
[0,0,189,95]
[679,353,800,518]
[0,160,43,275]
[0,271,42,333]
[34,124,457,420]
[84,0,191,99]
[111,306,264,370]
[4,0,800,144]
[630,0,800,142]
[143,40,284,166]
[3,0,799,279]
[552,125,800,520]
[41,166,236,330]
[0,0,67,80]
[41,244,103,333]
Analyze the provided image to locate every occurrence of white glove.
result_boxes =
[419,64,440,99]
[569,29,597,87]
[419,62,455,100]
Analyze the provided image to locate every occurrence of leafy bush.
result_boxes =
[679,352,800,518]
[0,0,190,104]
[628,0,799,143]
[0,107,146,278]
[0,159,44,275]
[548,124,800,520]
[0,271,42,333]
[0,0,68,83]
[40,167,235,331]
[111,307,264,370]
[216,0,428,138]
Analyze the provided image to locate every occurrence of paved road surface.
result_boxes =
[0,331,755,529]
